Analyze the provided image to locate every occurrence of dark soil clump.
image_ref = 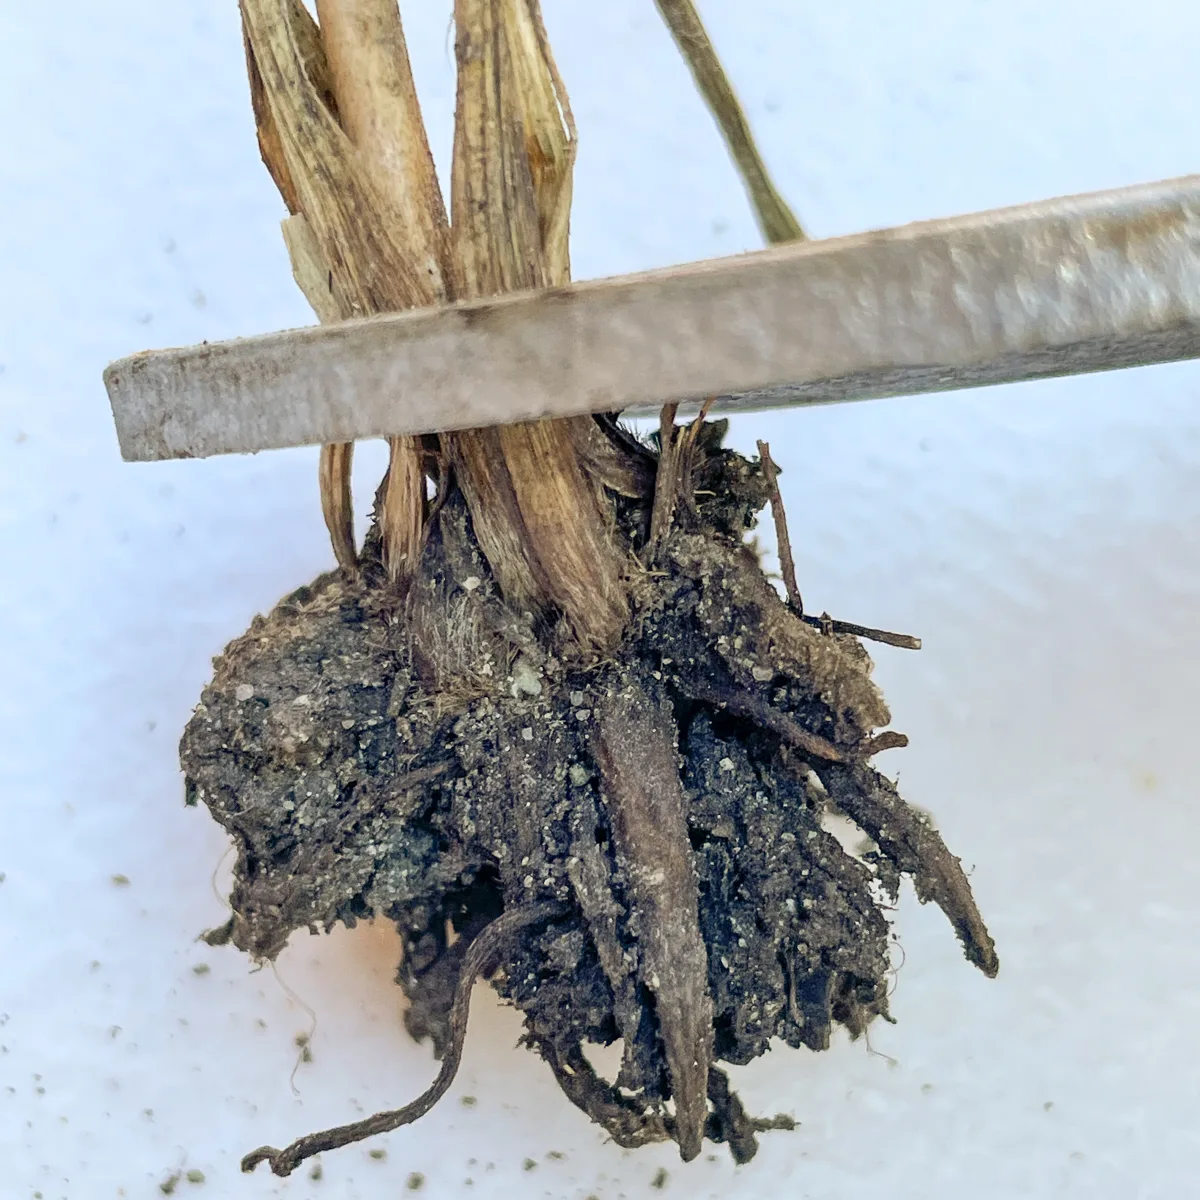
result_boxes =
[183,420,996,1175]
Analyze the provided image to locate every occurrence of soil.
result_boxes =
[181,419,997,1175]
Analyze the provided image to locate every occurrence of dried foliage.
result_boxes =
[653,0,805,245]
[242,0,443,578]
[444,0,628,651]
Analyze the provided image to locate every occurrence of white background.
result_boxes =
[3,2,1199,1197]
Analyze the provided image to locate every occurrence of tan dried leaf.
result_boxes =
[242,0,455,581]
[447,0,628,649]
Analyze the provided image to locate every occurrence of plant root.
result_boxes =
[242,901,564,1176]
[183,426,996,1168]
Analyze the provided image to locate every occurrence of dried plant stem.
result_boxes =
[316,443,356,568]
[278,212,357,568]
[314,0,451,581]
[240,0,447,582]
[646,398,716,559]
[647,402,680,556]
[444,0,628,650]
[247,0,628,645]
[653,0,804,245]
[803,615,922,653]
[756,438,921,652]
[756,440,803,613]
[313,0,451,287]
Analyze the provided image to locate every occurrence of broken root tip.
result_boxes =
[704,1066,796,1164]
[241,1146,289,1177]
[963,929,1001,979]
[803,613,922,651]
[859,731,909,757]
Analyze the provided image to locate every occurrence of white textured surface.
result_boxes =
[3,2,1199,1197]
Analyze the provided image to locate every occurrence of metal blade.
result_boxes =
[105,176,1200,462]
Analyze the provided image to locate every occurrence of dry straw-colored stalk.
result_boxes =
[240,0,801,633]
[241,0,443,579]
[444,0,628,651]
[654,0,804,245]
[241,0,632,648]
